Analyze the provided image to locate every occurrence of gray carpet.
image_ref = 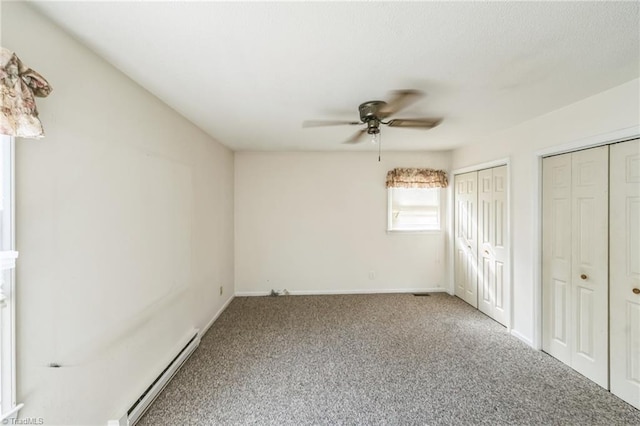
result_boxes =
[138,293,640,425]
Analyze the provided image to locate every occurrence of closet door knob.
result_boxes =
[633,288,640,295]
[580,274,587,280]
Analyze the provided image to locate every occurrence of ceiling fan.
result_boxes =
[303,90,442,144]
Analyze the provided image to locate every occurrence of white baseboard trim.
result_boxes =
[201,295,235,336]
[510,329,534,348]
[235,288,448,297]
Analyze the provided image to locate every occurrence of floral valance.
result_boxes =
[385,167,448,189]
[1,47,52,138]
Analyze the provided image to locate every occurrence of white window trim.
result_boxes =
[386,187,443,234]
[0,136,21,421]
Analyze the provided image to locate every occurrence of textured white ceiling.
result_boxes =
[30,1,640,151]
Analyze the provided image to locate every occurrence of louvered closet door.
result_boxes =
[478,166,508,326]
[610,139,640,409]
[542,146,609,388]
[454,172,478,307]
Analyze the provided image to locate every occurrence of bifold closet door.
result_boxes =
[610,139,640,409]
[454,172,478,308]
[542,153,572,365]
[477,166,508,326]
[542,146,609,388]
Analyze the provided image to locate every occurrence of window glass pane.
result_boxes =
[392,187,438,207]
[389,187,440,231]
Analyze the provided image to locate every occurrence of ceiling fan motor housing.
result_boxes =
[359,101,386,122]
[359,100,385,134]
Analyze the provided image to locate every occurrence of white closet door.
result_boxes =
[454,172,478,307]
[610,139,640,409]
[542,153,573,365]
[478,166,508,326]
[570,146,609,388]
[543,146,609,387]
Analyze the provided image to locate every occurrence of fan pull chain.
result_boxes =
[378,132,382,162]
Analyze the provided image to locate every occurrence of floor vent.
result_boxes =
[413,293,431,297]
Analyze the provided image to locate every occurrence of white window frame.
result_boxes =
[0,135,21,421]
[387,187,443,233]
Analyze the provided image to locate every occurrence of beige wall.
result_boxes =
[235,151,451,295]
[3,3,234,424]
[452,78,640,346]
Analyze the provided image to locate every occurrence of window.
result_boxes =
[388,187,441,231]
[0,135,20,421]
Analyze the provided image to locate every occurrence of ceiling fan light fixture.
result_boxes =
[366,119,381,144]
[366,119,380,132]
[370,132,380,145]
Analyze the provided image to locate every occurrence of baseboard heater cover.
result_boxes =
[115,330,200,426]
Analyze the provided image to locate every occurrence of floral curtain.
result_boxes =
[385,167,448,188]
[0,47,52,138]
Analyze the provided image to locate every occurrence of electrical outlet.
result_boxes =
[219,286,223,296]
[369,270,376,280]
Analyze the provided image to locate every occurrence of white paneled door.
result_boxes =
[610,139,640,409]
[542,153,572,365]
[454,172,478,308]
[477,166,508,326]
[543,140,640,404]
[455,166,509,326]
[570,146,609,388]
[543,145,610,389]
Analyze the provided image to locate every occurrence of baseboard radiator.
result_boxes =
[109,330,200,426]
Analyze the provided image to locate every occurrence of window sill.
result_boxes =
[0,251,18,270]
[386,229,442,235]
